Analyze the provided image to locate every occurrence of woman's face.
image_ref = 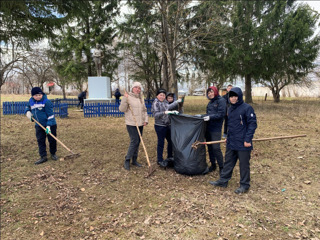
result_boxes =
[207,90,215,99]
[157,93,166,102]
[132,86,141,94]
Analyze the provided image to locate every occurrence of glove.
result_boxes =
[165,110,179,115]
[45,126,51,134]
[177,99,182,103]
[26,111,32,121]
[203,116,210,121]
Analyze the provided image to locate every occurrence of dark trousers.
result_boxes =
[78,97,84,109]
[220,148,251,189]
[205,131,223,168]
[155,125,172,162]
[125,125,143,161]
[115,98,120,105]
[35,124,57,158]
[223,115,228,134]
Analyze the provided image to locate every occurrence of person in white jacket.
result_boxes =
[119,82,148,170]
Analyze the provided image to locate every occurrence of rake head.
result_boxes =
[64,153,81,160]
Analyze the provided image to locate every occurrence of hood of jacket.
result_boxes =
[229,87,243,107]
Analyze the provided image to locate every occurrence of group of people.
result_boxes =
[118,82,257,194]
[25,82,257,194]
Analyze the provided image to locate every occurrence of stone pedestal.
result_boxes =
[87,76,111,99]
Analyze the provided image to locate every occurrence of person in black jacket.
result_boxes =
[78,90,87,109]
[114,88,122,105]
[222,84,233,138]
[202,86,226,173]
[210,87,257,194]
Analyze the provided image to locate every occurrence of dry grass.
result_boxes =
[1,95,320,240]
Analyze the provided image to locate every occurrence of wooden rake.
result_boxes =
[191,134,307,149]
[31,117,80,160]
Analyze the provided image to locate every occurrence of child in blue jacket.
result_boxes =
[25,87,58,164]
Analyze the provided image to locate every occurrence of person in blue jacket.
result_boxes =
[203,86,226,173]
[25,87,58,165]
[209,87,257,194]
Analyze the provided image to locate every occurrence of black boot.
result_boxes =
[208,163,217,172]
[51,154,58,161]
[124,159,130,170]
[35,156,48,165]
[132,157,142,167]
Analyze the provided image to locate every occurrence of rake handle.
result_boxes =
[201,134,307,145]
[31,117,74,154]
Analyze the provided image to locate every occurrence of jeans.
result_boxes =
[205,131,223,168]
[35,124,57,157]
[154,125,172,162]
[125,125,143,160]
[220,148,251,189]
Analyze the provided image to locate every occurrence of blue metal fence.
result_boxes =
[2,101,69,118]
[49,98,78,107]
[84,100,154,118]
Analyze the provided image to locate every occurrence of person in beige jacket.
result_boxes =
[119,82,148,170]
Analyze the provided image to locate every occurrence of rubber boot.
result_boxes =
[124,159,130,170]
[132,157,142,167]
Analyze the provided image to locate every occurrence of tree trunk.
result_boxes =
[245,74,253,103]
[62,85,66,99]
[271,88,281,103]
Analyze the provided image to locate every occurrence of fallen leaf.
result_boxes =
[304,181,311,185]
[40,231,44,236]
[80,188,85,191]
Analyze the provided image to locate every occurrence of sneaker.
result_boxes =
[51,154,58,161]
[234,187,249,194]
[209,180,228,188]
[35,156,48,165]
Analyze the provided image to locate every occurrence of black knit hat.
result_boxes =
[31,87,44,96]
[156,88,167,96]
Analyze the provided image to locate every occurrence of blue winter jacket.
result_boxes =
[227,87,257,151]
[206,95,226,132]
[25,94,57,127]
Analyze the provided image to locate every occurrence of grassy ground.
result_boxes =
[1,95,320,239]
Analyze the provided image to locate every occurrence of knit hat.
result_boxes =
[31,87,44,96]
[156,88,167,96]
[131,82,142,92]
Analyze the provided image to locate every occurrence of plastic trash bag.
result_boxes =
[170,114,208,175]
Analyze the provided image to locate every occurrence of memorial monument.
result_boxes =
[84,43,113,105]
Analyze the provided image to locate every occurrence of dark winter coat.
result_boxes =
[78,91,87,99]
[114,89,121,99]
[205,91,226,133]
[25,94,57,127]
[227,87,257,151]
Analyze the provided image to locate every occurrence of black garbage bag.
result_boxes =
[170,114,208,175]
